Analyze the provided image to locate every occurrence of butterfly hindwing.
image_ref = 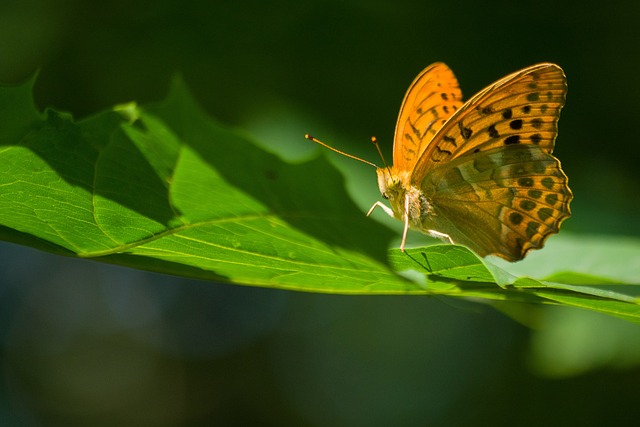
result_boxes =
[420,144,572,260]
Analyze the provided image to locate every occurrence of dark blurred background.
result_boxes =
[1,0,639,425]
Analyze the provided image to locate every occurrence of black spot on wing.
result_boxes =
[458,121,473,140]
[528,189,542,198]
[531,133,542,144]
[519,177,534,187]
[436,146,453,156]
[509,212,524,225]
[519,200,536,211]
[408,119,422,140]
[526,221,540,238]
[509,119,523,130]
[443,135,457,147]
[538,208,553,221]
[541,177,555,189]
[527,92,540,102]
[545,193,558,206]
[504,135,521,145]
[488,124,500,139]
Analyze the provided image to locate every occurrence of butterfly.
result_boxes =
[307,62,572,261]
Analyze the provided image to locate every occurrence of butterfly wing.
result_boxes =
[411,63,566,178]
[393,63,463,173]
[420,144,572,260]
[412,64,571,261]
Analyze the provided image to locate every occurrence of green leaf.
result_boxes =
[1,76,640,324]
[0,76,419,293]
[388,243,640,323]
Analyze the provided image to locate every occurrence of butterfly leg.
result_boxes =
[399,194,412,252]
[366,201,394,218]
[427,229,453,244]
[400,218,409,252]
[367,201,408,251]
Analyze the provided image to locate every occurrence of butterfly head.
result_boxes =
[376,166,410,218]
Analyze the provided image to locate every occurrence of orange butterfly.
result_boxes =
[307,63,572,261]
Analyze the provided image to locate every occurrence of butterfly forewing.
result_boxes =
[411,64,567,181]
[393,62,463,173]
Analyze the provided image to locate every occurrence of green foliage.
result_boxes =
[1,77,639,323]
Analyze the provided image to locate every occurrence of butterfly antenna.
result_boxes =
[370,136,390,170]
[305,134,378,168]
